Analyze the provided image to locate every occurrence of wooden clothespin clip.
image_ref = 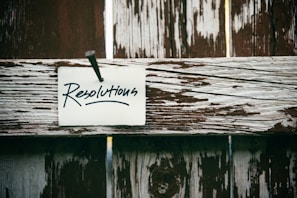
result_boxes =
[85,50,104,82]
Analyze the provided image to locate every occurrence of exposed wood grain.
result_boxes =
[0,57,296,135]
[232,135,297,197]
[231,0,296,56]
[113,0,225,58]
[112,136,229,198]
[113,0,178,58]
[0,137,106,197]
[0,0,105,58]
[1,0,295,59]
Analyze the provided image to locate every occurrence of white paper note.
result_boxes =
[58,66,145,126]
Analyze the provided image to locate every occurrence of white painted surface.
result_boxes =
[58,66,146,126]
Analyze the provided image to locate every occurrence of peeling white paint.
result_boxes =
[114,0,223,57]
[114,0,166,57]
[232,0,269,33]
[174,8,182,57]
[259,171,269,198]
[0,154,47,198]
[233,151,263,198]
[288,18,295,44]
[287,150,297,196]
[113,141,228,198]
[232,0,253,33]
[186,0,222,44]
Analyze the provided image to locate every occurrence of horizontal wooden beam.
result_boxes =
[0,57,296,136]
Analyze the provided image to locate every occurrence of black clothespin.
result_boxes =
[85,50,104,82]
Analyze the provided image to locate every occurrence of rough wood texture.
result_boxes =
[112,136,229,198]
[112,134,297,197]
[232,135,297,197]
[113,0,226,58]
[114,0,296,58]
[0,0,105,58]
[1,0,295,59]
[0,137,106,197]
[0,57,296,135]
[231,0,296,56]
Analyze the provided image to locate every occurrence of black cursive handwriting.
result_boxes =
[86,100,129,106]
[62,82,138,108]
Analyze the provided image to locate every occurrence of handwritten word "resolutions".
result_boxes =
[62,83,138,108]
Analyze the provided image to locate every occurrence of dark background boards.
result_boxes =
[0,0,297,197]
[0,137,106,197]
[0,0,105,58]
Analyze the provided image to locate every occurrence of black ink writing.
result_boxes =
[63,83,82,107]
[86,100,129,106]
[62,82,139,108]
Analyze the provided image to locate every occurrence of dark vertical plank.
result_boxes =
[112,136,229,197]
[113,0,226,58]
[231,0,296,56]
[0,137,106,198]
[0,0,105,58]
[233,136,297,197]
[270,0,296,55]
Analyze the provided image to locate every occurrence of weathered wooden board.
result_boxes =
[0,0,105,58]
[232,135,297,197]
[0,137,106,197]
[112,136,229,198]
[231,0,296,56]
[1,0,295,59]
[113,0,226,58]
[0,57,296,135]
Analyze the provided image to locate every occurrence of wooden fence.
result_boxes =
[1,0,296,58]
[0,0,297,197]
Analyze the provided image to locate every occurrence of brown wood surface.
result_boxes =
[232,135,297,197]
[113,0,226,58]
[231,0,296,56]
[112,136,229,198]
[114,0,296,58]
[112,135,297,197]
[0,0,105,58]
[1,1,296,197]
[0,57,296,136]
[1,0,295,59]
[0,137,106,197]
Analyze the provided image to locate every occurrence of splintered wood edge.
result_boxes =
[0,57,296,136]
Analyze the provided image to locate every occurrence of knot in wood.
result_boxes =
[148,158,184,198]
